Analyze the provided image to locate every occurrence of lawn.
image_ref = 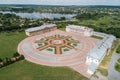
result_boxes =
[0,31,27,58]
[116,45,120,54]
[115,58,120,72]
[0,31,88,80]
[91,35,103,40]
[0,60,88,80]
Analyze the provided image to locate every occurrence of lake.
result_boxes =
[0,11,76,19]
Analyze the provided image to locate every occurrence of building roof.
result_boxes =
[66,25,93,31]
[88,62,98,72]
[88,34,116,61]
[93,31,107,37]
[25,24,57,32]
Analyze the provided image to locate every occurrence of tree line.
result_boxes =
[0,12,120,38]
[0,13,43,32]
[0,52,24,68]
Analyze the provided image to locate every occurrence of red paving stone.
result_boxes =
[56,34,59,38]
[56,46,61,54]
[17,29,98,78]
[37,45,50,51]
[35,34,77,55]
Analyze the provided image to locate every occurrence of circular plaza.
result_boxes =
[18,30,97,66]
[34,34,79,55]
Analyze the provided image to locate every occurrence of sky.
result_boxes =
[0,0,120,5]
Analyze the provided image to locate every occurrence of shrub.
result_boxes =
[116,45,120,54]
[73,43,77,46]
[64,48,69,51]
[0,52,24,68]
[47,48,53,51]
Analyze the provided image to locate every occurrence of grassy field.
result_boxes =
[0,60,88,80]
[0,31,27,58]
[0,31,88,80]
[116,45,120,54]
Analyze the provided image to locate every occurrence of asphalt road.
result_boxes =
[108,53,120,80]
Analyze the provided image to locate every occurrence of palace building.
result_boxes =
[66,25,116,74]
[25,24,57,36]
[66,25,93,36]
[86,32,116,74]
[22,24,116,77]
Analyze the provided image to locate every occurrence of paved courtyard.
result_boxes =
[18,29,98,78]
[35,34,79,54]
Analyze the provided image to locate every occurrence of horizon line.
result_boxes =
[0,4,120,6]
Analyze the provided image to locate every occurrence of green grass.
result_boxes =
[38,43,43,46]
[97,68,108,76]
[115,63,120,72]
[0,31,88,80]
[58,27,66,31]
[63,48,69,51]
[0,60,88,80]
[115,58,120,72]
[0,31,27,58]
[47,48,53,51]
[58,34,65,38]
[116,45,120,54]
[73,43,78,46]
[117,58,120,63]
[91,35,103,40]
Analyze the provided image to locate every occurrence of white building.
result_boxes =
[65,25,116,75]
[25,24,57,36]
[86,32,116,74]
[66,25,93,36]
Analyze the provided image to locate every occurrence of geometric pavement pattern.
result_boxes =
[35,34,79,54]
[18,29,98,78]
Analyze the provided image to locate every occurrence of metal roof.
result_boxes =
[88,34,116,61]
[88,62,98,72]
[66,25,93,31]
[93,31,107,37]
[25,24,57,32]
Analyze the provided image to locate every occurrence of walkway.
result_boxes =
[108,53,120,80]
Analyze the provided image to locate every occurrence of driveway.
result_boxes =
[108,53,120,80]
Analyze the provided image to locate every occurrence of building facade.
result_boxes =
[86,32,116,74]
[25,24,116,75]
[25,24,57,36]
[66,25,93,36]
[65,25,116,75]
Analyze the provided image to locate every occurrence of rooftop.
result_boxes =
[88,62,98,72]
[66,25,93,31]
[25,24,57,32]
[88,35,116,60]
